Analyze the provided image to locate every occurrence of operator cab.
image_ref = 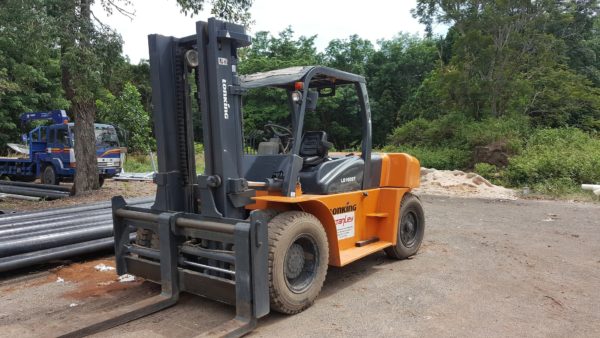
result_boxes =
[240,66,376,196]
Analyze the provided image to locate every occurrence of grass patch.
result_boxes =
[123,154,155,173]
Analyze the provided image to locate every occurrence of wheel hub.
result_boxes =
[283,234,319,294]
[400,212,418,247]
[285,243,305,279]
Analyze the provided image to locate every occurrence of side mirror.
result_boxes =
[306,90,319,111]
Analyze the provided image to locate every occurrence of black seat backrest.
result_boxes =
[300,131,332,167]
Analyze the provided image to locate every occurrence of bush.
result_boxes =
[382,144,471,170]
[387,114,531,169]
[474,162,497,179]
[460,115,530,153]
[505,128,600,194]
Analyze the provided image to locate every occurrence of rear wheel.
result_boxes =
[41,165,59,185]
[268,211,329,314]
[385,193,425,259]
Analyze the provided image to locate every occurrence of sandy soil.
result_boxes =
[1,195,599,337]
[416,168,517,200]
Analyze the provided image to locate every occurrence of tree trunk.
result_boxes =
[59,0,99,195]
[72,101,99,193]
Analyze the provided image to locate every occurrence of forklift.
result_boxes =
[61,18,424,337]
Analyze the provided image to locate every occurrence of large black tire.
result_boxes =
[385,193,425,260]
[268,211,329,314]
[41,165,59,185]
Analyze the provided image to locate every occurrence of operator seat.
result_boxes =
[300,131,333,167]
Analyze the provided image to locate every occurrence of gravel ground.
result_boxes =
[1,194,599,337]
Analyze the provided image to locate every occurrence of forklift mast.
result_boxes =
[149,18,251,219]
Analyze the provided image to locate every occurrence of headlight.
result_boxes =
[291,91,302,103]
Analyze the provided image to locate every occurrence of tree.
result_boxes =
[365,35,438,145]
[96,82,154,152]
[50,0,252,194]
[412,0,600,128]
[324,35,374,75]
[0,0,69,153]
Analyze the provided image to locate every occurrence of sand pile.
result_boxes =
[415,168,517,200]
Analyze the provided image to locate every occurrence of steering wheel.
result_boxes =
[264,123,293,153]
[264,123,292,138]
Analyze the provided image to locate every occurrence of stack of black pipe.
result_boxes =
[0,181,73,199]
[0,197,153,272]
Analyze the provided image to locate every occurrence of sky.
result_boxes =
[93,0,446,64]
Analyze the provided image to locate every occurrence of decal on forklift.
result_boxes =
[341,176,356,183]
[218,57,228,65]
[222,79,230,119]
[331,204,356,240]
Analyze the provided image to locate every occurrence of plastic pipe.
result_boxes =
[0,197,153,224]
[0,234,135,273]
[0,180,73,193]
[0,224,115,257]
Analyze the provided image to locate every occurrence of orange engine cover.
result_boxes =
[378,153,420,188]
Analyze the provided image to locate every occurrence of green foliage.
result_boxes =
[239,28,320,74]
[194,142,204,154]
[389,114,530,151]
[365,35,438,144]
[413,0,600,129]
[474,162,497,180]
[176,0,252,25]
[324,35,374,75]
[505,128,600,194]
[123,154,154,173]
[96,82,154,152]
[0,0,69,152]
[382,144,470,170]
[525,67,600,130]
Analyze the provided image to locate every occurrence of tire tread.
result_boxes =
[268,211,328,314]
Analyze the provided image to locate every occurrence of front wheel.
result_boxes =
[41,165,59,185]
[385,193,425,259]
[268,211,329,314]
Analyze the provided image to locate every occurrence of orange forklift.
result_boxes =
[61,18,424,338]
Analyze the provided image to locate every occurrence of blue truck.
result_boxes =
[0,110,122,186]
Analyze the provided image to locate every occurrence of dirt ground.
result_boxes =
[1,194,599,337]
[0,180,156,212]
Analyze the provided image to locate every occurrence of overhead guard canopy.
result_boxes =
[240,65,366,89]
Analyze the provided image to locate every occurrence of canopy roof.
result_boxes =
[240,66,365,89]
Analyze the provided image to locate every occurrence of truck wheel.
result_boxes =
[268,211,329,314]
[385,193,425,260]
[41,165,58,185]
